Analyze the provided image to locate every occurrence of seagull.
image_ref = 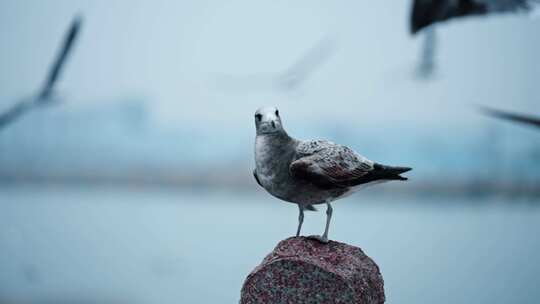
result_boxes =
[410,0,538,34]
[0,15,82,130]
[480,106,540,129]
[253,106,411,243]
[410,0,538,80]
[213,36,336,93]
[274,36,336,92]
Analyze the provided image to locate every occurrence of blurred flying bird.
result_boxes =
[253,106,411,243]
[213,36,336,93]
[410,0,538,34]
[410,0,537,80]
[480,106,540,129]
[0,15,83,130]
[274,36,336,91]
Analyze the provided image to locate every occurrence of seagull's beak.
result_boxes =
[258,118,281,134]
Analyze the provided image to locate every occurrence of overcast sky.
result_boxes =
[1,0,539,131]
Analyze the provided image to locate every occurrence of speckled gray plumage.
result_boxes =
[255,135,380,206]
[292,140,376,188]
[255,134,351,206]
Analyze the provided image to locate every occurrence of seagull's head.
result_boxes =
[254,106,284,135]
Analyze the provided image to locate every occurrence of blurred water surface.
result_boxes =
[1,185,539,303]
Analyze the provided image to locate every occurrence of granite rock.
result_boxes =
[240,237,385,304]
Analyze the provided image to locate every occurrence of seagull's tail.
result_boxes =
[373,163,412,181]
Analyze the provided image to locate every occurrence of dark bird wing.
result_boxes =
[411,0,487,34]
[0,15,82,132]
[480,106,540,129]
[39,15,83,100]
[289,141,377,189]
[0,99,33,129]
[410,0,534,34]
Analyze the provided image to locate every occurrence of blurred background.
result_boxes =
[1,0,539,303]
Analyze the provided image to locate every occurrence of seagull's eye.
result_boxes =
[275,110,279,117]
[255,114,262,121]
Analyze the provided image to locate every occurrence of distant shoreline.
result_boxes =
[1,174,538,199]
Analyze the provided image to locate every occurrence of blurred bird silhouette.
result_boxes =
[410,0,537,80]
[0,15,82,130]
[410,0,538,34]
[213,36,336,93]
[480,106,540,129]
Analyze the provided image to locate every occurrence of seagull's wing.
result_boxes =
[0,15,82,132]
[482,0,535,13]
[289,140,375,189]
[480,106,540,129]
[411,0,535,34]
[39,15,82,100]
[0,99,33,130]
[411,0,487,34]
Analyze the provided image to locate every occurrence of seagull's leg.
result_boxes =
[321,203,333,242]
[296,204,305,237]
[308,202,332,243]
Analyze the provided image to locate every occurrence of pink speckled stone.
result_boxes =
[240,237,384,304]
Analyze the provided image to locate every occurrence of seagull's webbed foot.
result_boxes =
[307,235,329,244]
